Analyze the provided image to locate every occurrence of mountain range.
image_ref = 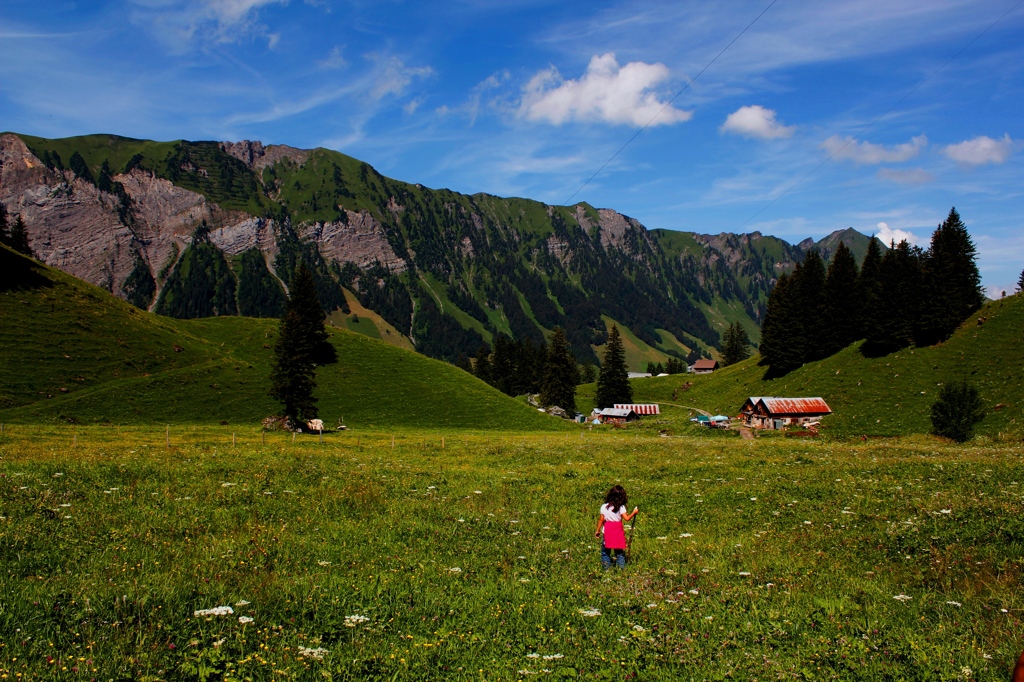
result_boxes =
[0,132,883,368]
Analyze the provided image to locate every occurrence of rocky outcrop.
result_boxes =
[299,210,406,272]
[220,140,309,170]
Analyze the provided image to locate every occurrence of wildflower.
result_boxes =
[738,572,751,576]
[680,533,693,538]
[704,616,714,620]
[449,567,462,573]
[803,521,812,525]
[212,638,226,647]
[235,600,250,607]
[578,608,601,617]
[221,483,236,487]
[344,615,369,627]
[473,490,482,494]
[750,497,757,501]
[961,666,972,678]
[940,509,952,514]
[656,536,668,540]
[298,646,329,661]
[194,606,233,617]
[945,601,962,607]
[542,654,564,660]
[688,589,699,595]
[893,594,912,602]
[526,653,540,659]
[238,616,253,624]
[318,560,331,566]
[632,625,646,632]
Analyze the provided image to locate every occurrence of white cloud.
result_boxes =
[875,221,918,246]
[822,134,927,164]
[876,167,934,185]
[720,105,794,139]
[942,134,1014,166]
[519,52,691,127]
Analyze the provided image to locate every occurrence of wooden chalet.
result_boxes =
[690,359,719,374]
[740,397,832,430]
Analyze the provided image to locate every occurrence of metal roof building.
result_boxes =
[740,397,832,430]
[614,403,660,415]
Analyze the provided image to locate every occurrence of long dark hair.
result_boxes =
[605,485,627,511]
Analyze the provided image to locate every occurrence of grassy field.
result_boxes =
[1,426,1021,680]
[579,293,1024,439]
[0,247,562,431]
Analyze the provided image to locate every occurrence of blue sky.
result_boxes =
[2,0,1022,294]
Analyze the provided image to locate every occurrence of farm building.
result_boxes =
[740,397,832,430]
[614,403,660,415]
[593,408,639,424]
[689,359,718,374]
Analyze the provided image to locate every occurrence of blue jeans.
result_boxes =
[601,545,626,569]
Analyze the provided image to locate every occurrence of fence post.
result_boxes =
[292,431,296,443]
[232,433,236,447]
[442,437,445,449]
[166,425,170,449]
[391,434,395,449]
[319,429,323,444]
[262,431,265,445]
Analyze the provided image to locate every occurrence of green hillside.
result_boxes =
[579,293,1024,438]
[0,246,566,430]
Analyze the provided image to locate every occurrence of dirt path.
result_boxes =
[658,402,713,417]
[739,428,754,440]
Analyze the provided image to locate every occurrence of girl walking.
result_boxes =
[595,485,639,569]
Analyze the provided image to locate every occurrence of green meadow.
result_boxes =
[1,427,1022,681]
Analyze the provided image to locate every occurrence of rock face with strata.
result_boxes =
[303,211,405,272]
[220,140,309,170]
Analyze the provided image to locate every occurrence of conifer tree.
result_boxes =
[269,262,330,424]
[758,273,803,377]
[795,249,827,362]
[916,207,984,346]
[857,236,885,345]
[821,241,860,356]
[577,363,596,384]
[721,322,751,366]
[863,240,922,356]
[539,327,577,414]
[8,214,33,257]
[473,344,492,385]
[595,325,631,408]
[1018,268,1024,294]
[0,204,9,247]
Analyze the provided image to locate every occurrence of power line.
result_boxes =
[736,0,1024,231]
[561,0,779,207]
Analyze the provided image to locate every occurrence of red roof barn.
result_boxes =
[740,397,832,430]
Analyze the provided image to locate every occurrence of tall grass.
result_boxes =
[1,427,1021,680]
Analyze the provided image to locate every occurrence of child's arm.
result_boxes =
[622,507,639,521]
[594,514,605,537]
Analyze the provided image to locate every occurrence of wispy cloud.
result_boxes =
[518,53,691,127]
[720,105,794,140]
[318,45,346,70]
[877,167,934,185]
[822,134,927,164]
[127,0,289,49]
[942,134,1014,166]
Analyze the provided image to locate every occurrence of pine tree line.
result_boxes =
[720,322,751,367]
[470,327,581,414]
[759,208,984,377]
[645,358,687,375]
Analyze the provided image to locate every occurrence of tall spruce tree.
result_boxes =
[539,327,577,414]
[595,324,632,408]
[473,344,492,385]
[8,214,33,257]
[863,240,922,356]
[721,322,751,366]
[857,236,885,346]
[758,273,804,377]
[1018,268,1024,294]
[795,249,827,362]
[915,207,984,346]
[269,262,330,424]
[821,241,861,356]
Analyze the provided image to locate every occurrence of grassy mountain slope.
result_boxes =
[579,294,1023,438]
[0,246,565,430]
